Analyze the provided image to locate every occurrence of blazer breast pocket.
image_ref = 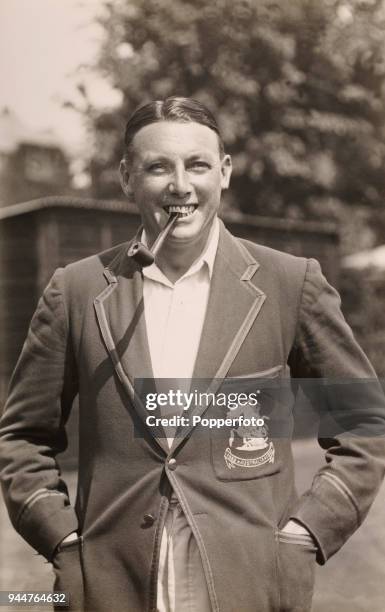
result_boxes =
[209,365,289,481]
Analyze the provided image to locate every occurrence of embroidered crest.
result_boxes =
[224,403,275,469]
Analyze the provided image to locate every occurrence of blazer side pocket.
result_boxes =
[276,529,317,611]
[52,536,84,612]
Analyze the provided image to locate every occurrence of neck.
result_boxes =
[151,221,214,283]
[156,246,201,283]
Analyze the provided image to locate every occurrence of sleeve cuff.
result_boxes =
[289,474,360,565]
[17,492,79,561]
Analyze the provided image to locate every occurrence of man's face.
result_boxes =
[120,121,232,248]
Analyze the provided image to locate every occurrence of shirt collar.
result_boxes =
[141,216,219,286]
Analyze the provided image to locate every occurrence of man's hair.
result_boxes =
[123,96,225,162]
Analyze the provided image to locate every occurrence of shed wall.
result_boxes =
[0,216,38,401]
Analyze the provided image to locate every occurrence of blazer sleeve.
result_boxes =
[0,268,79,561]
[288,258,385,564]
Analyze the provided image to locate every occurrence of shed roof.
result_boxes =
[0,196,338,237]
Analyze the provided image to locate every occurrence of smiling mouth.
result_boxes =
[164,204,197,217]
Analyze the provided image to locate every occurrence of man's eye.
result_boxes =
[147,163,168,173]
[189,161,211,171]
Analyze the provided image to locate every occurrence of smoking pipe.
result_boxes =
[127,212,180,267]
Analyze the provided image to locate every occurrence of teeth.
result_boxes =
[166,205,196,217]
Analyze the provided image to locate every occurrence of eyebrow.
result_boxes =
[141,155,170,163]
[141,151,215,163]
[187,153,214,160]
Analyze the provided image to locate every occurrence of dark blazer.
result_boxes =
[0,220,384,612]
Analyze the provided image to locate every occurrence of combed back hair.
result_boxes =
[123,96,225,162]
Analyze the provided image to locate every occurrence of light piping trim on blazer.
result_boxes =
[228,364,283,380]
[240,262,259,281]
[202,232,265,388]
[237,237,260,276]
[213,293,266,383]
[319,472,360,522]
[94,282,125,388]
[94,288,141,393]
[94,278,164,451]
[211,237,267,381]
[17,489,67,527]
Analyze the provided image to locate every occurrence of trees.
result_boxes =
[87,0,385,245]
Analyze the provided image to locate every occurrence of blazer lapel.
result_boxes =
[171,221,266,451]
[94,242,170,454]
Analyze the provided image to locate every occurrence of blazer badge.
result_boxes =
[224,404,275,470]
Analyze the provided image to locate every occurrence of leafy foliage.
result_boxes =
[88,0,385,229]
[340,263,385,375]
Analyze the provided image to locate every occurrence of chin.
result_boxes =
[169,228,200,242]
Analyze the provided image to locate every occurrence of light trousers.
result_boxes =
[157,497,212,612]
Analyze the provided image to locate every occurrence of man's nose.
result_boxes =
[168,167,191,197]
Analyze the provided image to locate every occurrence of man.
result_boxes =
[0,97,385,612]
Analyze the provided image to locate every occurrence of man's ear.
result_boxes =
[220,154,232,190]
[119,159,133,199]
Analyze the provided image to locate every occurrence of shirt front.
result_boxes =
[142,216,219,384]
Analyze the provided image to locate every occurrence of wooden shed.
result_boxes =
[0,195,339,407]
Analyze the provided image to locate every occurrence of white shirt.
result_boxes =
[142,216,219,386]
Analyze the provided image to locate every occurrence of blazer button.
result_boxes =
[143,514,156,526]
[168,458,177,471]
